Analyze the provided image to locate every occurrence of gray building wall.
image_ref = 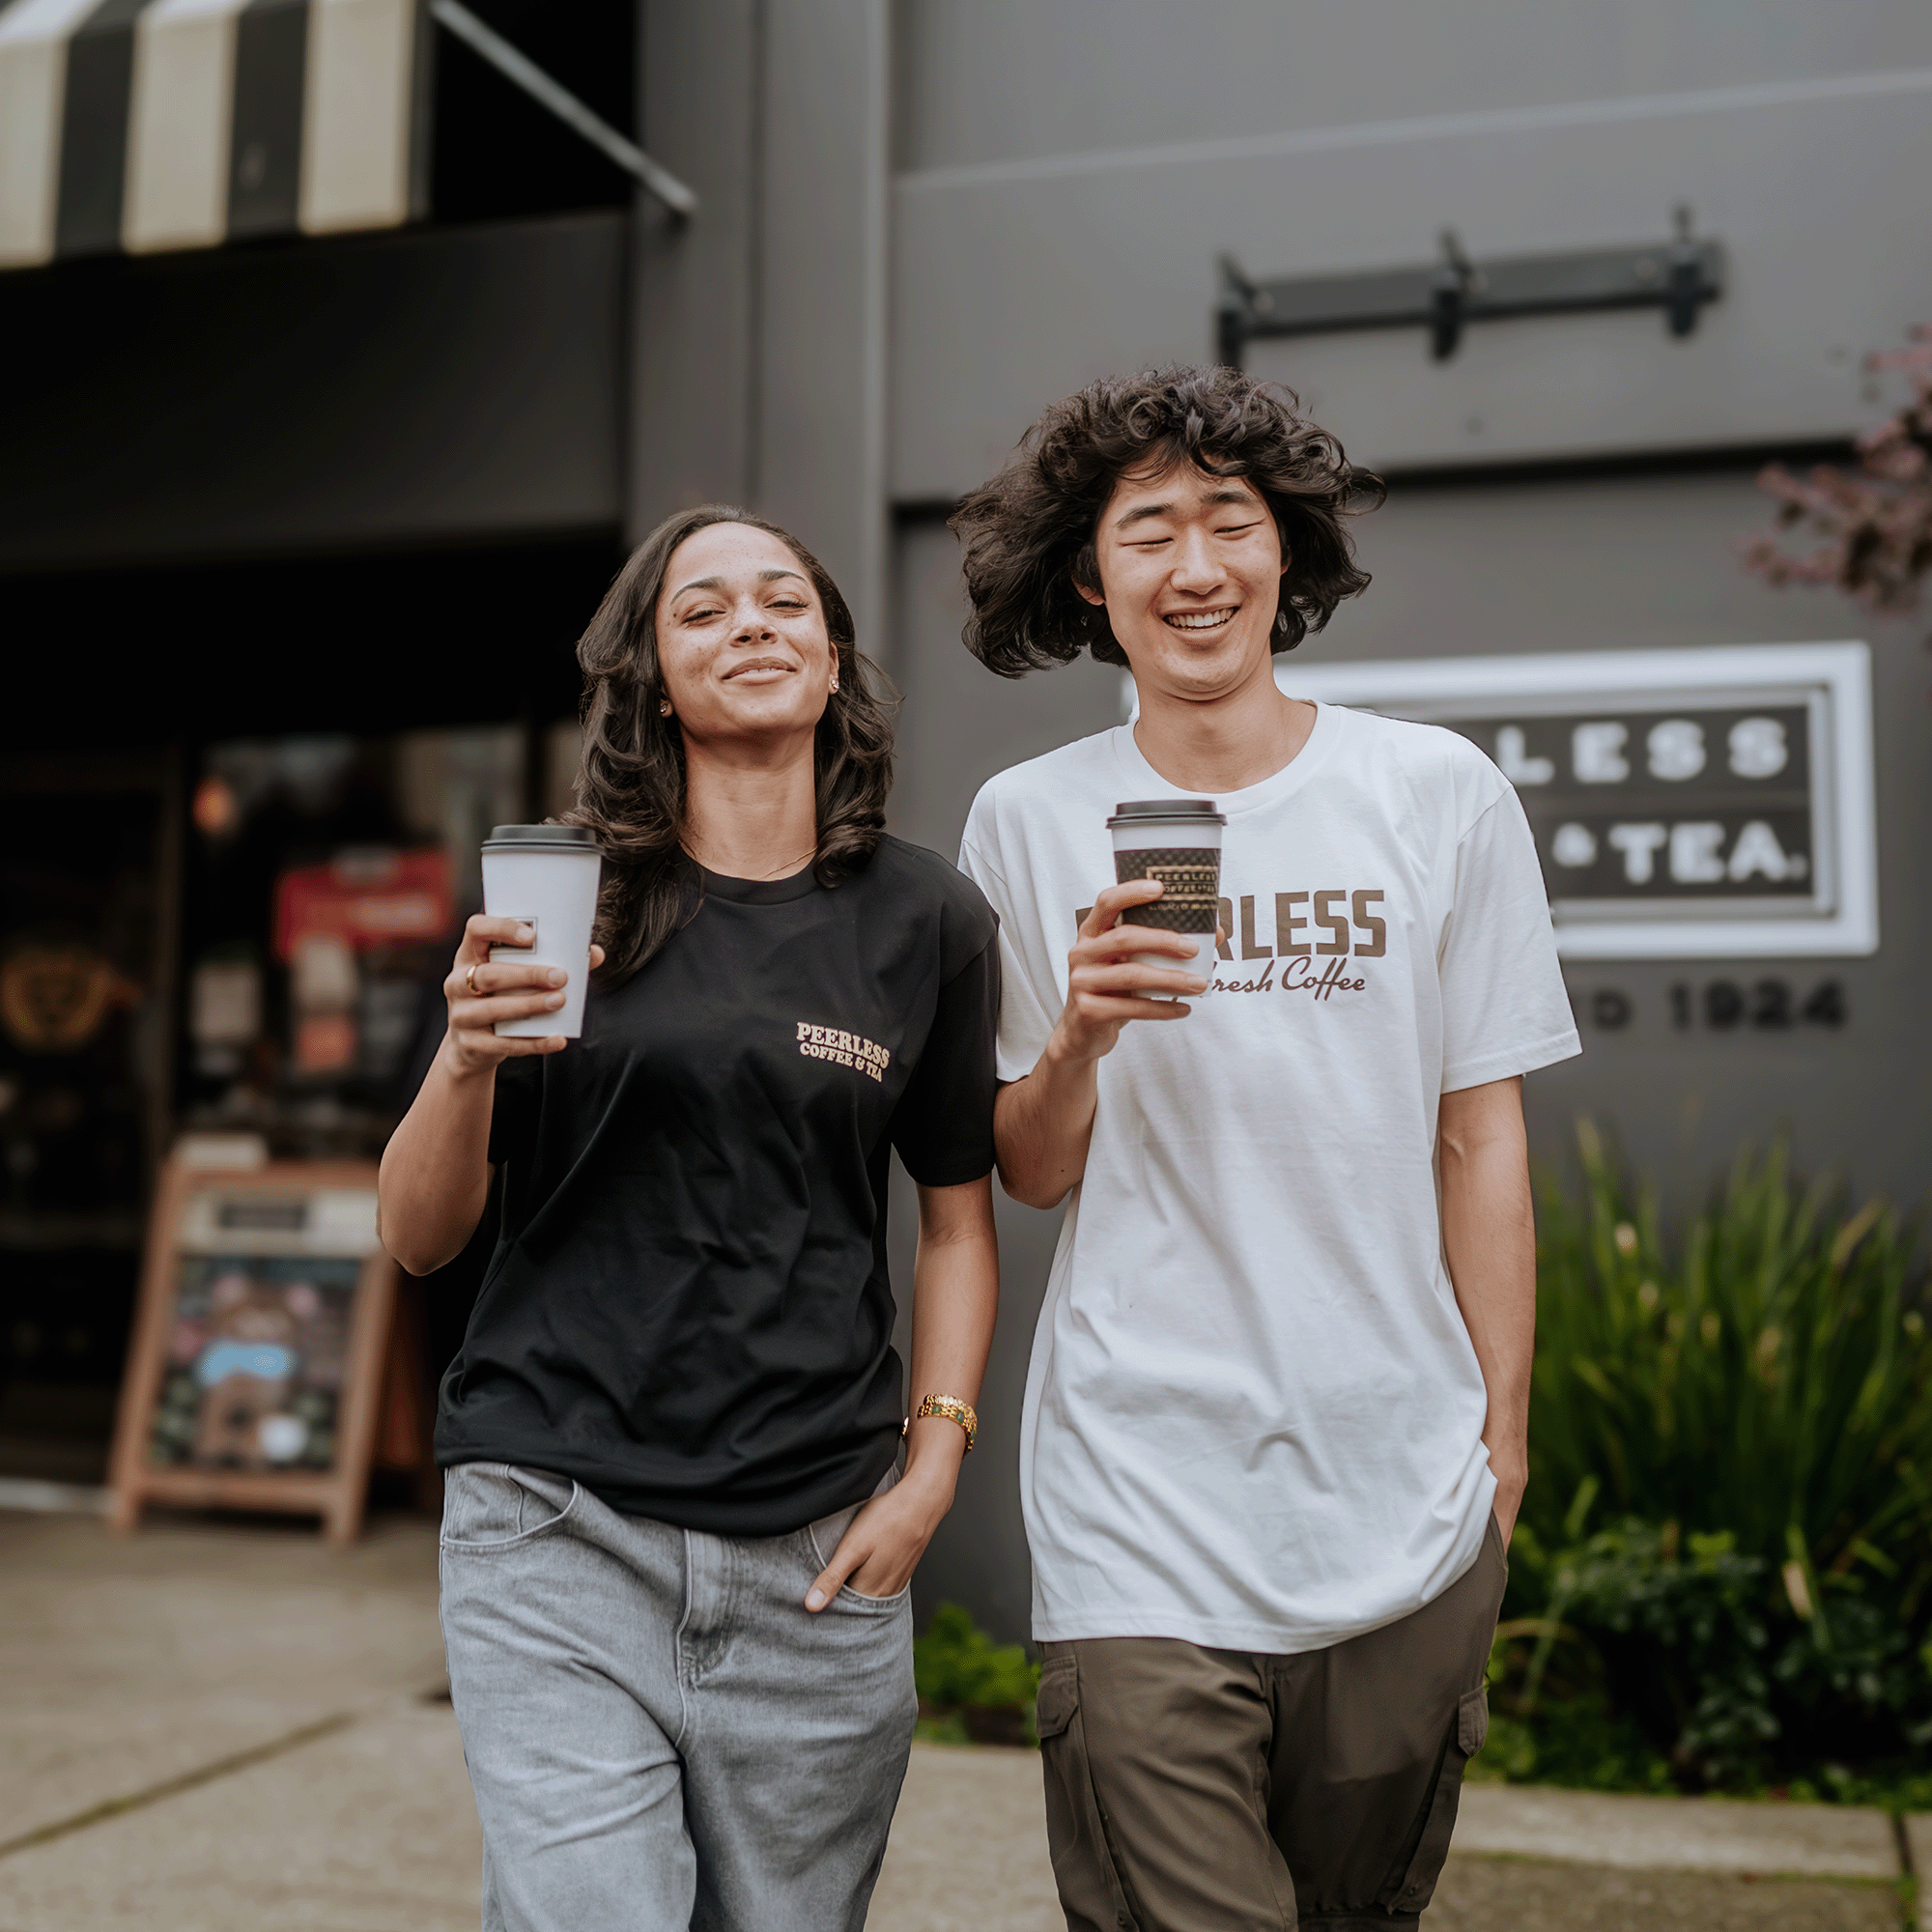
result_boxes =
[5,0,1899,1638]
[895,0,1932,171]
[892,470,1930,1205]
[1304,471,1928,1212]
[857,2,1932,1641]
[617,1,1931,1640]
[892,20,1932,495]
[892,467,1931,1646]
[634,0,891,646]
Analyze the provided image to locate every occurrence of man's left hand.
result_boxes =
[1489,1447,1526,1549]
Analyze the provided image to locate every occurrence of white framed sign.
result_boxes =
[1266,641,1877,960]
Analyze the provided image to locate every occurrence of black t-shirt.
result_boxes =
[434,837,1000,1535]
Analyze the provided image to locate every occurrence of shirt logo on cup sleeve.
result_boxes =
[796,1022,891,1084]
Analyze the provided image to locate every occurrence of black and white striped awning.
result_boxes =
[0,0,427,270]
[0,0,691,270]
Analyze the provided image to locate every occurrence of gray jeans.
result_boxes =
[439,1462,915,1932]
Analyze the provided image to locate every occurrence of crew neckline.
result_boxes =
[699,861,821,905]
[1111,701,1343,819]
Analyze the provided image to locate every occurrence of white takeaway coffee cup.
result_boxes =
[480,825,603,1038]
[1106,799,1226,1001]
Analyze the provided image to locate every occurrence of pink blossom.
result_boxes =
[1745,324,1932,629]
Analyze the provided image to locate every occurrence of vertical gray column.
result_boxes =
[631,0,764,532]
[755,0,890,657]
[631,0,890,657]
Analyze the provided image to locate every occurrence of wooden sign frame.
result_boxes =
[108,1157,398,1545]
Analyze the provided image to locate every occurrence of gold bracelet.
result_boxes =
[905,1393,978,1454]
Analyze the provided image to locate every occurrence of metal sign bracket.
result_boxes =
[1217,206,1722,366]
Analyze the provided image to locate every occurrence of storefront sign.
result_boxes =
[108,1159,400,1545]
[1278,641,1877,959]
[0,941,131,1052]
[271,847,452,961]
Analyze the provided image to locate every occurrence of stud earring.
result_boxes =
[659,698,673,717]
[829,677,839,694]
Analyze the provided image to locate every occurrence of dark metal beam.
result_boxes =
[1219,209,1723,366]
[431,0,696,216]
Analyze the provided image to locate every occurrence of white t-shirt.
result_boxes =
[957,702,1580,1654]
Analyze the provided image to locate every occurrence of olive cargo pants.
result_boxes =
[1036,1517,1507,1930]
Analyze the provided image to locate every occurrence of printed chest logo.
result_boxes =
[796,1022,892,1084]
[1075,889,1386,1003]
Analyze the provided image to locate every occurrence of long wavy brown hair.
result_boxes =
[561,505,894,985]
[951,364,1383,675]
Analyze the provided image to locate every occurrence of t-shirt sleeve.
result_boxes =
[1438,785,1582,1093]
[957,831,1061,1085]
[486,1053,543,1166]
[890,933,1000,1187]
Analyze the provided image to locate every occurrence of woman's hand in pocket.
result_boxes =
[805,1454,959,1610]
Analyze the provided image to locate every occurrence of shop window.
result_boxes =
[182,725,528,1160]
[0,755,169,1482]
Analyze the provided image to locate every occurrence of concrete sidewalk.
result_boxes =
[0,1508,1918,1931]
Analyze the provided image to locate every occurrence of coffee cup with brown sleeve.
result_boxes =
[1107,799,1225,1001]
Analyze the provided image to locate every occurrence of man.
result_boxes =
[952,364,1579,1930]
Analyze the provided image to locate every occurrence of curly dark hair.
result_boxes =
[951,364,1383,675]
[561,505,894,985]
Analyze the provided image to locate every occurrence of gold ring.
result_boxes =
[465,964,481,996]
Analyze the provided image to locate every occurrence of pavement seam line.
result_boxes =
[0,1711,360,1861]
[1451,1848,1895,1887]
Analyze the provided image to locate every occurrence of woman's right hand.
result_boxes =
[440,916,606,1076]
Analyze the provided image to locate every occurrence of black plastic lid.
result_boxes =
[1108,798,1225,825]
[483,824,600,851]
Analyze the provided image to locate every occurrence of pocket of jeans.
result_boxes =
[1381,1687,1486,1915]
[808,1504,862,1575]
[835,1577,912,1611]
[440,1463,579,1551]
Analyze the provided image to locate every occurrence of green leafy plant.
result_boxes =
[1527,1126,1932,1601]
[1495,1129,1932,1791]
[913,1603,1040,1747]
[1501,1519,1777,1786]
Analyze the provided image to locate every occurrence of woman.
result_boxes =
[379,506,1001,1932]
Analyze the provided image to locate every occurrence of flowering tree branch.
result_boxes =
[1743,325,1932,628]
